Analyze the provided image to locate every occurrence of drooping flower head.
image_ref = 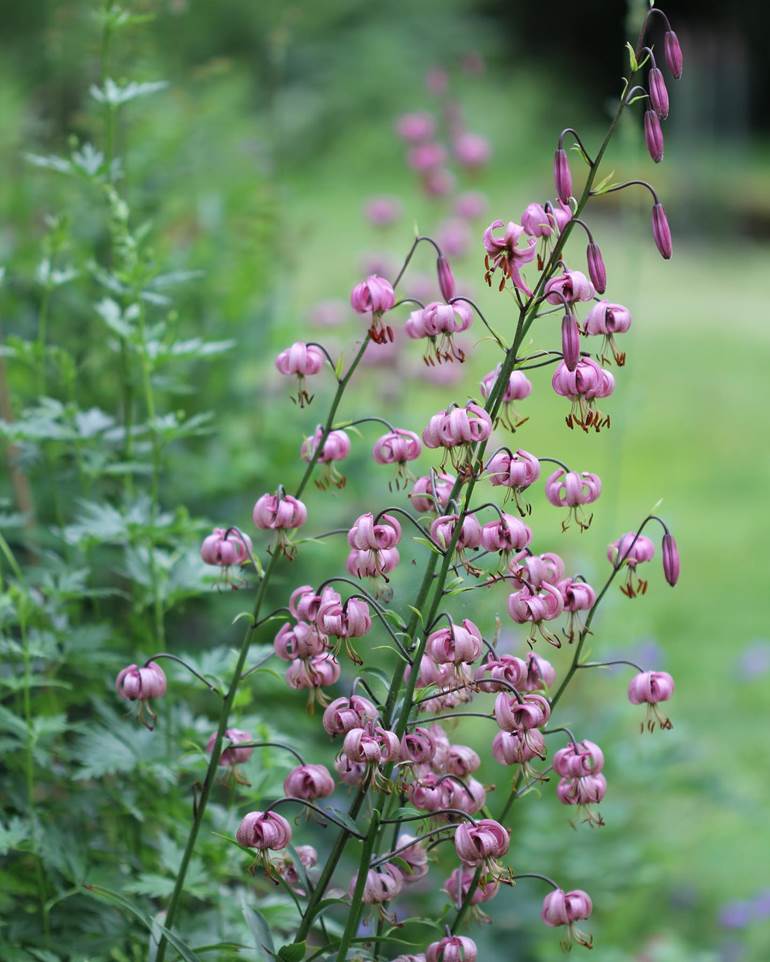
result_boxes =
[453,818,509,866]
[115,661,167,728]
[628,670,675,731]
[426,936,477,962]
[405,300,473,365]
[200,527,253,587]
[486,448,540,514]
[275,342,325,407]
[283,763,335,800]
[541,887,593,949]
[236,810,292,852]
[480,366,532,431]
[608,531,656,597]
[552,357,615,432]
[483,220,536,294]
[584,301,633,366]
[208,727,254,767]
[410,471,456,514]
[422,402,492,471]
[545,468,602,531]
[300,427,351,489]
[350,274,397,343]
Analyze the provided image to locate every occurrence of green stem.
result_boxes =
[334,810,380,962]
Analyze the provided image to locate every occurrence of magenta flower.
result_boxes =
[521,202,553,239]
[652,202,673,259]
[544,269,595,305]
[483,219,536,294]
[480,367,532,431]
[422,167,455,197]
[430,514,483,560]
[509,551,565,591]
[275,342,325,407]
[334,754,367,786]
[553,147,573,203]
[454,819,509,866]
[395,112,436,143]
[285,653,341,703]
[273,621,327,661]
[346,547,399,580]
[348,512,401,551]
[352,863,405,904]
[548,199,573,232]
[586,240,607,293]
[200,527,253,585]
[552,357,614,432]
[557,773,607,825]
[289,584,340,623]
[445,866,500,907]
[342,724,400,766]
[628,670,675,731]
[283,763,335,800]
[541,888,593,949]
[400,726,436,765]
[300,428,350,489]
[408,142,446,172]
[455,191,488,220]
[409,472,456,513]
[236,811,292,851]
[427,619,483,666]
[608,531,656,597]
[558,577,597,639]
[480,514,532,555]
[476,654,527,693]
[453,132,491,170]
[644,109,664,164]
[207,728,253,767]
[422,402,492,470]
[545,468,602,531]
[322,695,378,736]
[252,492,307,531]
[494,691,551,732]
[350,274,397,343]
[437,218,472,259]
[446,744,481,777]
[507,583,564,646]
[584,300,632,365]
[410,772,455,812]
[364,196,402,228]
[524,651,557,690]
[486,449,540,513]
[317,596,372,640]
[492,728,546,767]
[405,300,473,365]
[426,936,477,962]
[116,661,167,707]
[395,833,430,883]
[553,739,604,777]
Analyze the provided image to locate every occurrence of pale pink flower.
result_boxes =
[283,763,335,800]
[351,864,404,903]
[544,270,595,304]
[208,728,253,766]
[584,301,632,365]
[545,468,601,531]
[453,819,509,865]
[541,888,593,948]
[395,112,436,143]
[273,621,327,661]
[410,472,456,513]
[116,661,166,702]
[236,811,292,851]
[628,670,675,731]
[252,492,307,531]
[426,936,477,962]
[322,695,379,736]
[494,691,551,732]
[453,132,491,169]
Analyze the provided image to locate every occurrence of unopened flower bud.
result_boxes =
[664,30,683,79]
[437,255,456,301]
[561,313,580,372]
[644,110,664,163]
[586,242,607,294]
[648,66,670,119]
[553,147,573,204]
[662,531,680,586]
[651,203,672,259]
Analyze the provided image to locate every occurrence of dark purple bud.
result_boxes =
[644,110,664,163]
[664,30,683,79]
[662,532,680,586]
[651,202,672,259]
[437,255,456,301]
[561,313,580,372]
[586,242,607,294]
[648,67,670,119]
[553,148,573,204]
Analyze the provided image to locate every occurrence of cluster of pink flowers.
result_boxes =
[116,13,688,960]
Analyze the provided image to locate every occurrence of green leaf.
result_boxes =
[0,817,29,855]
[82,883,202,962]
[324,808,362,835]
[625,41,638,72]
[240,893,276,962]
[277,943,306,962]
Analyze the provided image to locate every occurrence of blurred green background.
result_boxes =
[1,1,769,961]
